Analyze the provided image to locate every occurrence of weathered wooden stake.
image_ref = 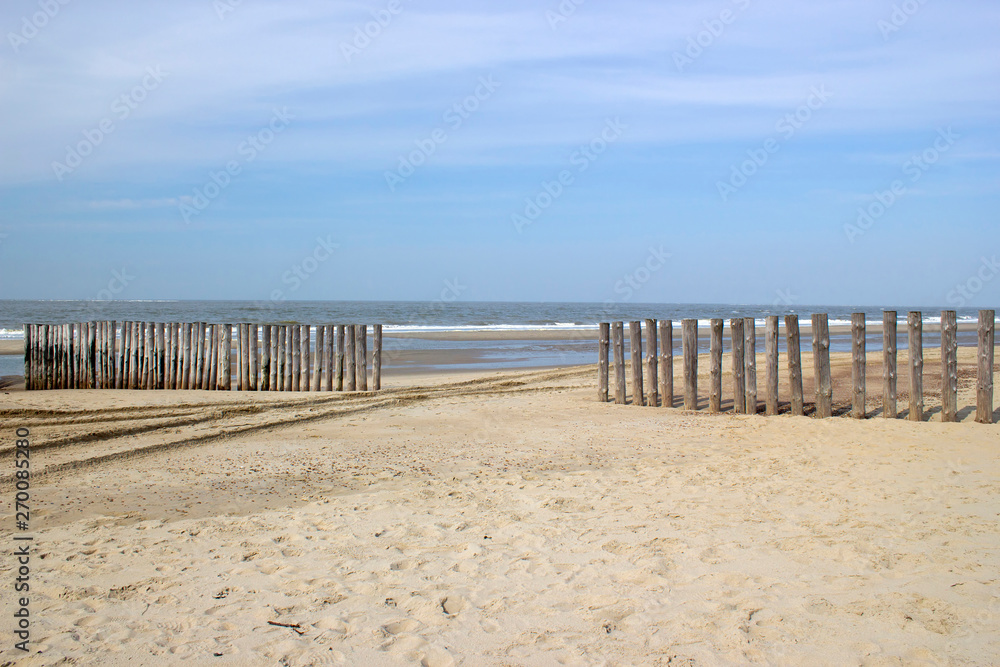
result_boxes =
[744,318,757,415]
[261,325,271,391]
[812,314,832,418]
[301,325,311,391]
[23,324,32,390]
[908,312,923,421]
[977,310,995,424]
[709,319,723,413]
[345,325,356,391]
[132,322,142,390]
[765,316,779,416]
[249,324,259,392]
[207,324,218,391]
[155,323,165,390]
[785,315,803,416]
[682,319,697,410]
[598,322,610,402]
[644,319,658,407]
[851,313,866,418]
[659,320,673,408]
[941,310,958,423]
[291,325,301,391]
[284,325,294,391]
[270,325,280,391]
[373,324,383,391]
[731,318,745,414]
[883,312,897,419]
[277,325,287,391]
[336,324,345,391]
[221,324,232,390]
[612,322,626,404]
[357,324,369,391]
[312,325,324,391]
[628,321,644,406]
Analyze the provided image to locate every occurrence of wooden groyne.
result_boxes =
[597,310,996,424]
[22,322,384,392]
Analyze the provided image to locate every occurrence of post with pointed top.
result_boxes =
[612,322,626,404]
[941,310,958,422]
[812,313,832,418]
[977,310,995,424]
[882,311,897,418]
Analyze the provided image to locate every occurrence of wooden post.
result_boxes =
[659,320,673,408]
[372,324,382,391]
[311,325,323,391]
[598,322,610,402]
[345,325,356,391]
[138,321,147,389]
[357,324,369,391]
[731,318,745,414]
[277,325,287,391]
[167,323,178,390]
[270,325,280,391]
[199,323,210,390]
[207,324,218,391]
[181,323,192,390]
[851,313,866,418]
[941,310,958,423]
[612,322,626,404]
[116,322,126,390]
[248,323,259,391]
[236,324,245,391]
[765,316,779,416]
[70,323,79,389]
[785,315,803,416]
[23,325,32,391]
[812,314,832,418]
[129,322,139,390]
[301,325,311,391]
[284,325,294,391]
[155,323,165,390]
[40,325,49,390]
[628,321,644,406]
[336,324,345,391]
[883,312,897,419]
[289,325,299,391]
[148,323,157,390]
[260,325,271,391]
[977,310,995,424]
[709,319,723,413]
[220,324,232,390]
[642,319,657,407]
[682,319,697,410]
[908,312,923,421]
[744,318,757,415]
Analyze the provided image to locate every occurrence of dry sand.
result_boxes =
[0,350,997,666]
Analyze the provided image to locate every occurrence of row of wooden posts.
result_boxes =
[597,310,997,424]
[23,322,384,392]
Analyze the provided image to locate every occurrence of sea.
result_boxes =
[0,300,987,376]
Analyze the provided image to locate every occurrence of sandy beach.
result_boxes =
[0,345,997,666]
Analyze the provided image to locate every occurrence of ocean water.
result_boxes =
[0,300,989,375]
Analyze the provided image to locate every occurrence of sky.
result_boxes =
[0,0,997,307]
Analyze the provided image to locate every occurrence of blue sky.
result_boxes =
[0,0,997,306]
